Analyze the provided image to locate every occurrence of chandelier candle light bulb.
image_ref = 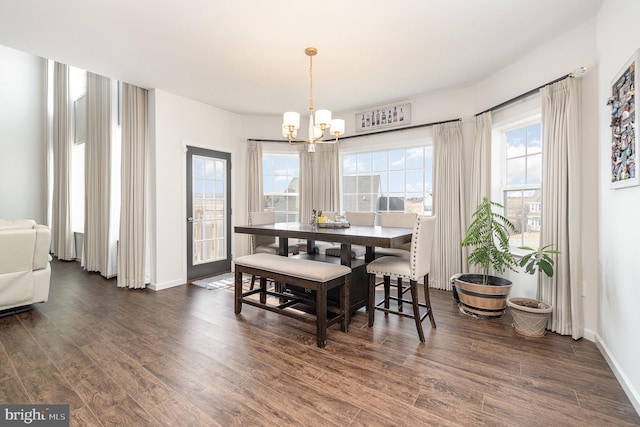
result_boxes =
[282,47,345,150]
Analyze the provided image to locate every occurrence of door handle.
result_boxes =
[187,217,193,222]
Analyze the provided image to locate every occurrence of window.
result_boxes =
[341,146,432,217]
[263,154,299,222]
[502,122,541,248]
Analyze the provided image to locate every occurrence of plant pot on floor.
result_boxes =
[452,273,513,318]
[507,297,552,337]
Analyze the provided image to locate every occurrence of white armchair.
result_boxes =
[0,219,51,313]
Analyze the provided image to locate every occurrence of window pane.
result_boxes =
[342,154,357,174]
[263,158,273,174]
[405,147,424,169]
[527,123,541,154]
[357,153,372,173]
[506,127,527,158]
[506,157,526,186]
[389,170,404,192]
[527,153,541,185]
[193,157,204,179]
[389,149,405,170]
[406,170,423,192]
[372,151,387,171]
[505,191,525,247]
[406,194,423,214]
[379,173,388,193]
[504,190,541,248]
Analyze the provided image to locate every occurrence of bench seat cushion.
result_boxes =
[235,253,351,282]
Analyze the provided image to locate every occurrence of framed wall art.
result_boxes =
[609,49,638,189]
[355,102,411,132]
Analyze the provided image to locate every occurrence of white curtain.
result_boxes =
[470,112,492,212]
[51,62,74,260]
[431,121,467,290]
[300,143,340,222]
[83,72,114,276]
[118,83,148,289]
[247,140,263,213]
[540,77,583,339]
[299,146,314,222]
[468,112,492,274]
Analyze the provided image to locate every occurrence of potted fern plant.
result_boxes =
[507,244,559,336]
[453,197,518,318]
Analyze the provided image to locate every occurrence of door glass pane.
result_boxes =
[192,155,226,265]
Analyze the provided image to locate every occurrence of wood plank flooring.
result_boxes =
[0,259,638,426]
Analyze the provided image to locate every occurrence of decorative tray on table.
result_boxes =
[318,222,350,228]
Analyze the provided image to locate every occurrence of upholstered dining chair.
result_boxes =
[374,212,417,313]
[248,211,299,289]
[375,212,417,259]
[366,215,437,342]
[324,211,376,258]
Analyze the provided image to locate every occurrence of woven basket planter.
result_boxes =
[507,297,552,337]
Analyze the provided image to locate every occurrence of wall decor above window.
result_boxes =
[608,49,638,189]
[355,102,411,133]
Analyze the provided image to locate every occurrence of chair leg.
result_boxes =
[410,279,425,343]
[397,277,403,313]
[250,275,257,290]
[423,274,436,328]
[368,273,376,327]
[383,275,391,315]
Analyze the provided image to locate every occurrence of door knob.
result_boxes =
[187,217,193,222]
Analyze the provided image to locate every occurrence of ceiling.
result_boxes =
[0,0,602,116]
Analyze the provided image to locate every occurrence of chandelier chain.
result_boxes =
[309,54,314,112]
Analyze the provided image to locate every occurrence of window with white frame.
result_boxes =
[262,154,300,222]
[341,145,433,218]
[501,121,542,249]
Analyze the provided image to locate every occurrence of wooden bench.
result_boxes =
[234,253,351,348]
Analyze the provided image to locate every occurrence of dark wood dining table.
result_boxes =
[234,221,413,312]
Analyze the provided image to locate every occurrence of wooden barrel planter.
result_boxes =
[452,273,513,318]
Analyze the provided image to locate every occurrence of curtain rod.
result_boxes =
[247,117,462,143]
[475,71,580,117]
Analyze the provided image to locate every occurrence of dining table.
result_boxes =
[234,221,413,313]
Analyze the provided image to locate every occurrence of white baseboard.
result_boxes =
[595,333,640,416]
[582,327,596,342]
[148,279,185,291]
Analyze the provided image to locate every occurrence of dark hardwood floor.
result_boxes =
[1,260,638,426]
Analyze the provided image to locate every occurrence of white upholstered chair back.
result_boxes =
[248,211,276,253]
[409,215,437,281]
[380,212,417,228]
[345,211,375,226]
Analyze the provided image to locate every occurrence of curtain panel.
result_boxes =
[431,121,467,290]
[299,143,340,222]
[540,77,583,339]
[470,112,492,213]
[83,72,113,276]
[51,62,74,261]
[247,140,263,213]
[118,84,149,289]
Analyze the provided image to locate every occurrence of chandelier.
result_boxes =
[282,47,345,152]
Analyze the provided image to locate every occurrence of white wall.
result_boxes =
[149,89,244,290]
[595,0,640,412]
[0,45,46,223]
